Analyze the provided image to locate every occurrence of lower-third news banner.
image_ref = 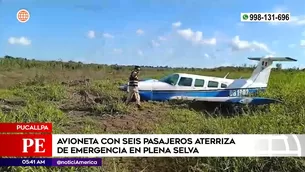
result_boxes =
[1,134,305,157]
[0,158,102,166]
[51,134,305,157]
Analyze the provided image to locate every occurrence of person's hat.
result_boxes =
[134,66,141,70]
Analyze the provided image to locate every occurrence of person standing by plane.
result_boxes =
[125,66,142,109]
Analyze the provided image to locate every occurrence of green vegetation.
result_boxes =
[0,55,305,172]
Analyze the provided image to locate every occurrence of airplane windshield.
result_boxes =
[159,74,179,85]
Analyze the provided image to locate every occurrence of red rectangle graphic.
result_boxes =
[0,134,52,157]
[0,123,52,133]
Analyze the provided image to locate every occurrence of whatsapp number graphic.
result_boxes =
[241,13,290,22]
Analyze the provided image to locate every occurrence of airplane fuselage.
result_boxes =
[119,57,297,105]
[119,73,266,101]
[138,87,265,101]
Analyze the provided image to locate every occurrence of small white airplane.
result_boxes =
[119,56,297,105]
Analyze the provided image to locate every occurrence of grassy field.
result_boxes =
[0,56,305,172]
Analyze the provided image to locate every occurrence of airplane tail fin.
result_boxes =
[248,56,297,86]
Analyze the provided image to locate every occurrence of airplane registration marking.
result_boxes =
[229,89,249,97]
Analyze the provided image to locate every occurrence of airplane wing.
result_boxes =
[169,96,282,105]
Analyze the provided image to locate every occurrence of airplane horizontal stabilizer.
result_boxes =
[170,96,282,105]
[248,57,297,61]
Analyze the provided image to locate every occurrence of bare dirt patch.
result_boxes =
[64,108,160,134]
[58,82,163,134]
[100,109,159,133]
[0,98,26,113]
[61,78,91,87]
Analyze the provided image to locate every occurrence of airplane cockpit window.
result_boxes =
[178,77,193,86]
[194,79,205,87]
[221,83,227,88]
[208,81,219,88]
[159,74,179,85]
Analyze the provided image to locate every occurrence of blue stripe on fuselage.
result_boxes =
[139,87,266,101]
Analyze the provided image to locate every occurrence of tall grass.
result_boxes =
[0,56,304,172]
